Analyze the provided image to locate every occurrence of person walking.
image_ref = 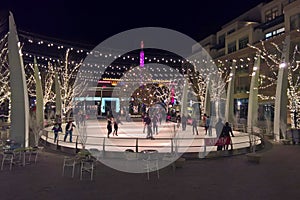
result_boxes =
[192,118,199,135]
[113,118,119,136]
[64,121,76,142]
[222,122,235,150]
[52,123,62,143]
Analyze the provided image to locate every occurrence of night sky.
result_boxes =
[2,0,267,46]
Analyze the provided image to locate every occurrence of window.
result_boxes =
[218,34,225,46]
[238,37,249,50]
[265,32,272,39]
[290,14,300,31]
[265,27,285,39]
[227,29,235,35]
[265,7,279,22]
[228,41,236,54]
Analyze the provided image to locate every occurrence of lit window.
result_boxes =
[265,32,272,39]
[265,27,285,39]
[265,7,279,22]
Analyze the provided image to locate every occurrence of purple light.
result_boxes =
[171,88,175,104]
[140,50,144,67]
[140,41,144,67]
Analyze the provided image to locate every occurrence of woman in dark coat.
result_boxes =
[221,122,235,150]
[107,118,113,138]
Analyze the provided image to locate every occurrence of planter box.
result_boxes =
[281,139,291,145]
[246,153,261,164]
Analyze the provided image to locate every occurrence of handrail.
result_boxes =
[41,130,263,155]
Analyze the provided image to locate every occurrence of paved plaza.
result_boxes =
[0,140,300,200]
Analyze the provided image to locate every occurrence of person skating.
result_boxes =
[64,121,76,142]
[107,117,113,138]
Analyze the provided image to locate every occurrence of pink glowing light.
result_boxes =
[140,41,144,67]
[140,51,144,67]
[171,88,175,104]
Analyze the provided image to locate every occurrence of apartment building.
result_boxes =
[192,0,300,126]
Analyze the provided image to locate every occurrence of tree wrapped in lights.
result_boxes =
[152,83,170,106]
[42,62,56,105]
[55,49,87,120]
[187,62,209,117]
[25,61,55,117]
[249,39,300,130]
[287,46,300,128]
[0,36,10,105]
[25,49,88,121]
[210,69,229,120]
[248,41,280,99]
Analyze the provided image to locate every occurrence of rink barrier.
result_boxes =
[40,129,264,159]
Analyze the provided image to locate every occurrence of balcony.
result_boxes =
[255,15,284,31]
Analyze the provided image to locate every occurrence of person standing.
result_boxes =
[205,115,212,136]
[215,119,224,151]
[142,113,147,133]
[202,113,207,127]
[107,117,113,138]
[52,123,62,143]
[55,114,62,129]
[75,114,81,128]
[158,112,162,125]
[64,121,76,142]
[152,115,158,135]
[176,115,181,129]
[144,114,153,139]
[192,118,199,135]
[222,122,235,150]
[181,114,187,131]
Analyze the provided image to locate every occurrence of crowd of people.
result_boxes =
[104,111,235,151]
[52,111,235,152]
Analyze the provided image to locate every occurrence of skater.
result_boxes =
[107,117,113,138]
[176,115,181,129]
[52,123,62,143]
[144,114,153,139]
[152,114,158,135]
[113,118,119,136]
[215,118,224,151]
[181,114,187,131]
[205,115,212,136]
[222,122,235,150]
[64,121,76,142]
[192,118,199,135]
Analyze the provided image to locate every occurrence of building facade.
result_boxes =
[192,0,300,131]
